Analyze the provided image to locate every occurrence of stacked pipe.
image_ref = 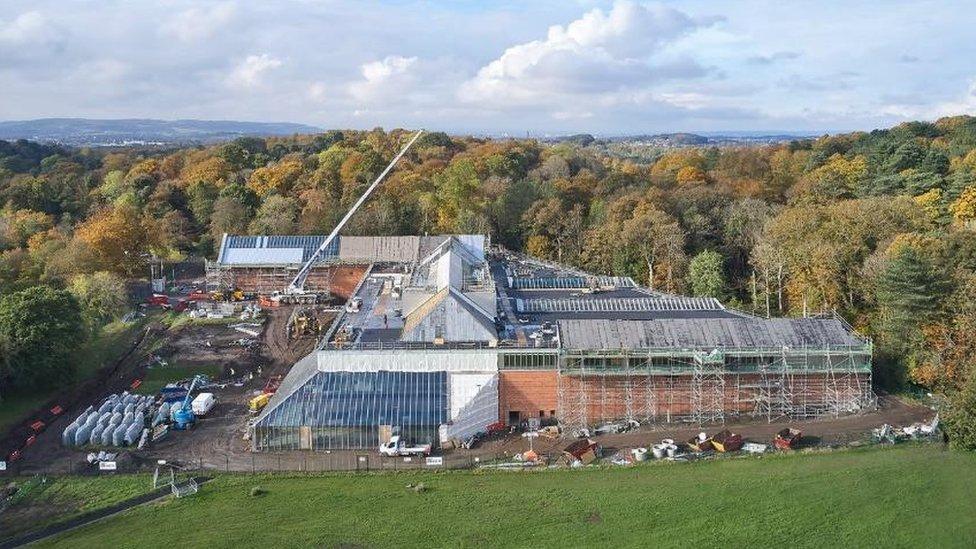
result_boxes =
[62,392,154,448]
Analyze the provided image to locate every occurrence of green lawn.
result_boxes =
[0,318,148,432]
[135,363,222,396]
[32,445,976,548]
[0,475,150,539]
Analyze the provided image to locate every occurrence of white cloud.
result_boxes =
[74,59,129,85]
[348,55,419,103]
[0,11,56,44]
[161,2,236,43]
[227,54,282,88]
[458,0,706,109]
[930,79,976,118]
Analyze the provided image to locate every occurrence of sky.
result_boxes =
[1,0,975,135]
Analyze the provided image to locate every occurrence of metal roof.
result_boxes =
[401,287,497,343]
[557,318,868,351]
[219,235,337,265]
[216,234,485,267]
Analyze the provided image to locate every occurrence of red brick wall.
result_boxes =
[225,264,367,298]
[553,372,871,423]
[498,371,558,423]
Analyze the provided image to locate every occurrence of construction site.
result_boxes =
[241,234,876,452]
[1,129,921,481]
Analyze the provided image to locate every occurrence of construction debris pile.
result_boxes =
[873,415,940,444]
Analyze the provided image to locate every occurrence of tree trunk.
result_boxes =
[776,264,784,313]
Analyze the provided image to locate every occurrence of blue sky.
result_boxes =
[1,0,974,134]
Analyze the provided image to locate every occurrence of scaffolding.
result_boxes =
[690,350,726,426]
[554,344,875,433]
[205,261,336,295]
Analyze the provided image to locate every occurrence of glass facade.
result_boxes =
[253,371,448,451]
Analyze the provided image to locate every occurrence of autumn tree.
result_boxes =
[75,204,150,276]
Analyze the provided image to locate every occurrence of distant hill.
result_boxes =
[0,118,322,146]
[546,132,817,147]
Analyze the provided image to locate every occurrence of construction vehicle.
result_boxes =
[248,375,283,413]
[379,435,432,457]
[289,307,321,339]
[274,129,424,305]
[211,288,246,302]
[248,392,271,413]
[172,375,210,430]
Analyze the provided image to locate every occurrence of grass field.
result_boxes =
[0,475,149,539]
[135,363,222,396]
[0,318,147,432]
[28,445,976,548]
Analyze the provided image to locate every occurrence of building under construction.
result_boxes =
[240,234,875,451]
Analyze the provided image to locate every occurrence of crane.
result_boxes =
[277,129,424,303]
[172,374,210,430]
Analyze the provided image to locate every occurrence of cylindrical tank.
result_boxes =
[651,444,666,459]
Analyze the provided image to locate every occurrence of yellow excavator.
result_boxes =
[211,288,246,302]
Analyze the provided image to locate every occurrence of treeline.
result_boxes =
[2,119,976,446]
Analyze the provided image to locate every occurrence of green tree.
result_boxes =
[249,195,299,235]
[875,246,949,344]
[69,271,129,330]
[944,370,976,450]
[0,286,85,391]
[186,180,219,226]
[687,250,727,299]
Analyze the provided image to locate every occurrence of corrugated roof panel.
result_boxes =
[222,247,304,265]
[558,318,867,350]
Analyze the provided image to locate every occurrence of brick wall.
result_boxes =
[498,371,558,424]
[224,264,367,298]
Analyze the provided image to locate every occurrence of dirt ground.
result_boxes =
[6,303,936,475]
[8,305,324,475]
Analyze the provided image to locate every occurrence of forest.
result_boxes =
[1,118,976,447]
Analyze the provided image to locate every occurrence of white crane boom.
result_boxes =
[286,129,424,294]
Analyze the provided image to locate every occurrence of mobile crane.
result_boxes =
[271,129,424,304]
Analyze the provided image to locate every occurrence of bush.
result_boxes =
[249,486,265,497]
[944,373,976,450]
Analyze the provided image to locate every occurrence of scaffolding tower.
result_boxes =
[690,350,726,426]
